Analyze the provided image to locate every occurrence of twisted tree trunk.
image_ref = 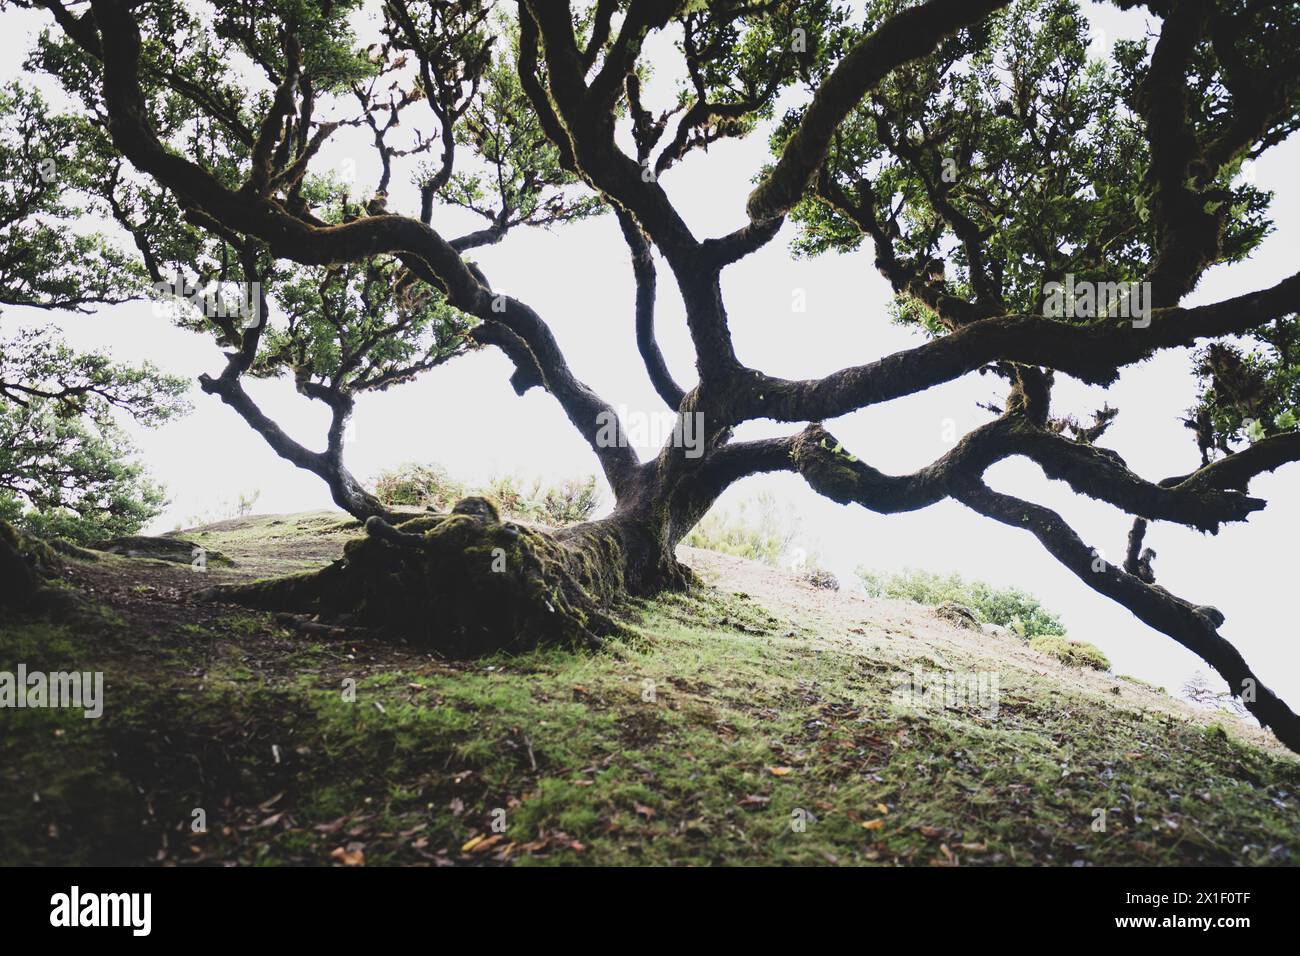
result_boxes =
[195,487,696,656]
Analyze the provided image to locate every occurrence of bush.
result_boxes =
[800,568,839,590]
[856,567,1066,638]
[535,477,601,527]
[372,463,464,512]
[372,464,600,528]
[682,493,804,566]
[1029,635,1111,670]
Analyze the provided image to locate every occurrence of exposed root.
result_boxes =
[0,520,90,620]
[193,497,655,657]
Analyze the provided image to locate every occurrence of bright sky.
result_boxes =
[3,3,1297,707]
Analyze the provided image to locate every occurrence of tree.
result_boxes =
[0,84,187,546]
[17,0,1300,752]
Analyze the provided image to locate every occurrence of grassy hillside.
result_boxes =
[2,511,1296,866]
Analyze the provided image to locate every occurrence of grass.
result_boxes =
[1029,635,1112,670]
[1,513,1297,866]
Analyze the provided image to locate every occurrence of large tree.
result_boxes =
[14,0,1300,751]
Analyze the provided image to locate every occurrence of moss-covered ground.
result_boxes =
[2,512,1296,866]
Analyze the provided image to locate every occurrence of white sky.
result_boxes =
[3,3,1297,706]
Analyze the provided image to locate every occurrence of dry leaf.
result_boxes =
[461,833,487,853]
[329,844,365,866]
[862,819,885,830]
[768,766,794,777]
[471,834,503,854]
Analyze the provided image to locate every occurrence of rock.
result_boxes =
[981,622,1010,637]
[88,535,233,567]
[934,600,980,629]
[800,568,839,591]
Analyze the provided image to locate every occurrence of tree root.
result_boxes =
[0,520,90,621]
[193,497,642,657]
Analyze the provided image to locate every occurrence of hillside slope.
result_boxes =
[1,511,1296,866]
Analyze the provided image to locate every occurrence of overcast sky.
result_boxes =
[3,2,1297,706]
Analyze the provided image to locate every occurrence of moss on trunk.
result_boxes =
[0,520,87,619]
[194,497,691,657]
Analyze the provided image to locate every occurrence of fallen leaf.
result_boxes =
[329,844,365,867]
[768,766,794,777]
[875,803,890,815]
[862,819,885,830]
[461,834,488,853]
[633,803,656,819]
[471,834,503,854]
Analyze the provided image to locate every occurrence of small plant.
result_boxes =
[856,567,1066,639]
[1182,671,1249,718]
[535,476,601,527]
[800,567,839,591]
[682,493,804,566]
[372,463,464,512]
[1029,635,1110,670]
[373,464,600,527]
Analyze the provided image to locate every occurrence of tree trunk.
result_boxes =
[194,494,694,657]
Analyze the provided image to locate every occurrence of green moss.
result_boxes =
[1030,635,1112,670]
[1118,674,1168,694]
[4,511,1297,866]
[195,502,656,656]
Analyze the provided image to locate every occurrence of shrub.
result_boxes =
[372,463,464,511]
[682,493,804,566]
[481,475,534,517]
[800,568,839,590]
[373,464,600,528]
[535,476,601,527]
[1118,674,1167,694]
[1029,635,1111,670]
[856,567,1066,638]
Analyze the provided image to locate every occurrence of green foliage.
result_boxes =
[856,566,1066,638]
[0,327,189,428]
[371,463,601,528]
[1188,321,1300,455]
[0,399,166,545]
[1029,634,1110,671]
[372,462,465,512]
[0,82,145,310]
[479,474,602,527]
[533,476,602,528]
[255,257,474,393]
[682,492,805,566]
[0,327,187,545]
[443,24,604,230]
[785,0,1275,328]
